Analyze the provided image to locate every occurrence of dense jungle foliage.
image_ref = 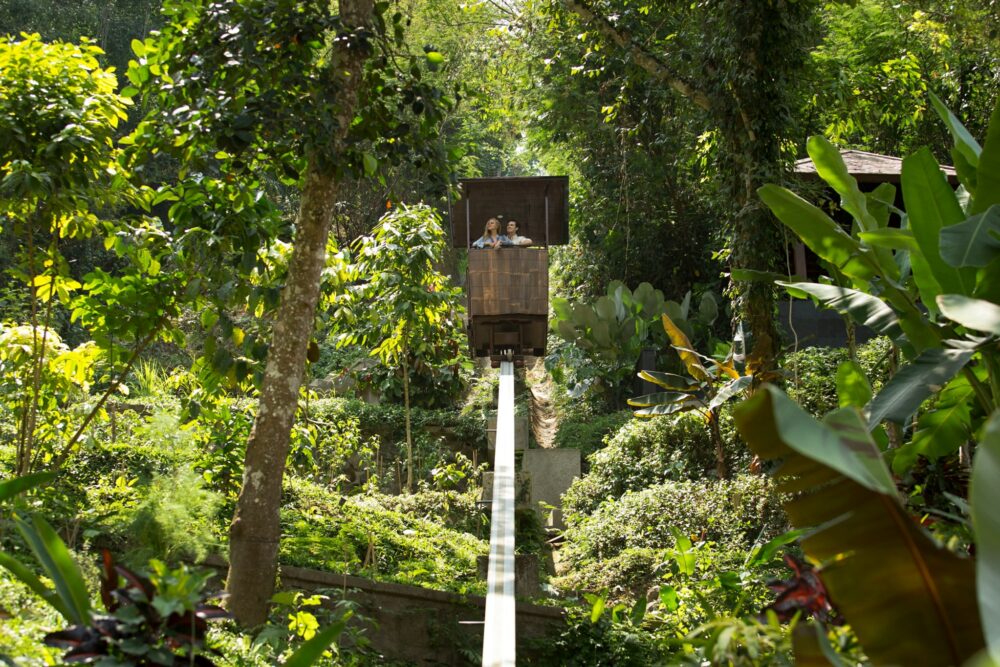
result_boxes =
[1,0,1000,664]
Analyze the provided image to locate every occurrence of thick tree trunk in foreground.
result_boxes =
[226,0,373,626]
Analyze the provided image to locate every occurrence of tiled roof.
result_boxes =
[794,149,957,184]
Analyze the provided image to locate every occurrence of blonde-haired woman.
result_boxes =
[472,217,505,249]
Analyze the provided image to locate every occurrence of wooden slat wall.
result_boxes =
[468,248,548,317]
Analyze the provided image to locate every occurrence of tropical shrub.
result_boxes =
[562,411,746,518]
[553,409,631,459]
[280,479,488,594]
[784,337,893,418]
[558,475,785,597]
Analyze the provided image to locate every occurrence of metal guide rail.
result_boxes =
[482,360,516,667]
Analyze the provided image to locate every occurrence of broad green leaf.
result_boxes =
[283,618,348,667]
[866,347,975,426]
[971,411,1000,663]
[930,91,981,168]
[759,185,876,282]
[15,514,91,625]
[937,294,1000,335]
[866,182,897,228]
[808,139,896,274]
[735,386,984,666]
[746,528,807,568]
[0,472,56,502]
[858,228,919,251]
[0,552,73,621]
[939,206,1000,268]
[892,377,973,475]
[835,360,872,408]
[659,585,678,612]
[362,153,378,176]
[902,148,976,296]
[973,101,1000,215]
[776,282,903,341]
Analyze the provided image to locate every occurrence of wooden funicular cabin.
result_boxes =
[450,177,569,363]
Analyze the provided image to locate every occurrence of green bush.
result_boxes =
[784,337,892,418]
[84,465,224,565]
[554,409,631,459]
[558,475,785,596]
[280,479,488,594]
[562,411,748,517]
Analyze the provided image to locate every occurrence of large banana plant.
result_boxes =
[736,386,1000,666]
[758,96,1000,476]
[628,312,751,479]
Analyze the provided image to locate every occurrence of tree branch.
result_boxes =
[561,0,712,111]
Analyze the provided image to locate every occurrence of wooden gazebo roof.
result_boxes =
[794,149,957,185]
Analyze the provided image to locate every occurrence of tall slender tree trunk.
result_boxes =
[402,344,414,493]
[226,0,373,626]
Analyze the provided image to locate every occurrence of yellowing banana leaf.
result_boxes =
[736,386,984,666]
[637,370,700,391]
[662,313,710,382]
[627,391,693,408]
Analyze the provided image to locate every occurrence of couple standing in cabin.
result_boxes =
[472,216,533,249]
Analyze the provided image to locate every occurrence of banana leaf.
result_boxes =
[930,91,982,168]
[938,294,1000,335]
[627,391,692,408]
[866,346,975,427]
[0,472,56,503]
[939,206,1000,268]
[758,185,878,283]
[858,228,919,252]
[971,412,1000,662]
[637,370,700,391]
[13,514,92,626]
[902,148,976,297]
[776,282,903,342]
[890,375,973,475]
[661,313,710,382]
[972,101,1000,215]
[835,359,872,408]
[735,386,984,666]
[632,395,705,418]
[707,375,751,410]
[0,552,74,621]
[808,136,898,280]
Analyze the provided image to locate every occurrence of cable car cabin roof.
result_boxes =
[450,176,569,248]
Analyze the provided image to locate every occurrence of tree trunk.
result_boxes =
[402,343,414,493]
[225,0,373,626]
[709,411,728,479]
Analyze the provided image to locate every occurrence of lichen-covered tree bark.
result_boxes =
[226,0,374,626]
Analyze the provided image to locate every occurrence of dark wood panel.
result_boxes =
[468,248,548,317]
